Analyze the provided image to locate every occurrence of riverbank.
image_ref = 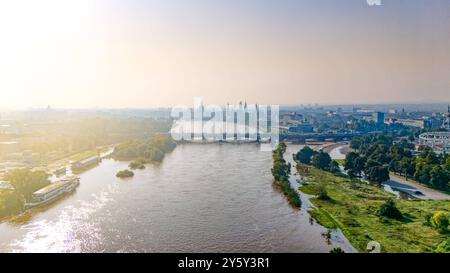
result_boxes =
[297,163,450,253]
[0,146,115,222]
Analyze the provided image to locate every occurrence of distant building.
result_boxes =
[397,119,426,128]
[372,112,385,126]
[419,132,450,153]
[288,123,314,133]
[444,105,450,130]
[423,118,442,130]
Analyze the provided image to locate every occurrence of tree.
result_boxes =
[272,143,301,208]
[365,159,381,170]
[272,143,291,181]
[277,142,287,154]
[431,211,449,231]
[344,152,366,178]
[311,150,332,170]
[414,160,433,185]
[398,157,415,179]
[329,160,340,173]
[366,165,390,186]
[4,169,50,201]
[429,166,450,190]
[445,156,450,173]
[0,190,23,218]
[295,146,315,165]
[377,199,403,220]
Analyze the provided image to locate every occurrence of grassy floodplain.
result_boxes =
[297,163,450,253]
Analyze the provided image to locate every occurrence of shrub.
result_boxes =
[317,183,331,201]
[431,211,449,231]
[376,199,403,220]
[116,169,134,178]
[129,159,146,170]
[330,247,345,253]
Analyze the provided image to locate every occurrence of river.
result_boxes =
[0,143,354,253]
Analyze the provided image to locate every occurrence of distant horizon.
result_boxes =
[1,101,449,112]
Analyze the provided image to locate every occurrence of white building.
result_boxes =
[419,132,450,153]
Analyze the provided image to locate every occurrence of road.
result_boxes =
[384,174,450,201]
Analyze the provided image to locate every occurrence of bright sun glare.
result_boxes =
[0,1,102,108]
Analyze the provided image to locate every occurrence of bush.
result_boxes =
[330,247,345,253]
[431,211,449,231]
[376,199,403,220]
[129,158,147,170]
[113,135,176,162]
[116,169,134,178]
[317,183,331,201]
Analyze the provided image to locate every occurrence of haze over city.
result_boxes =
[0,0,449,109]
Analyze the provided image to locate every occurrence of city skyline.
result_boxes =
[0,0,449,109]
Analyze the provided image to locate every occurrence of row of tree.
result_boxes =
[348,135,449,190]
[295,146,340,173]
[112,135,177,162]
[1,117,173,164]
[271,143,301,208]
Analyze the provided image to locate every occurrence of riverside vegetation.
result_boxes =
[113,135,176,179]
[271,143,301,208]
[112,135,176,162]
[0,169,50,220]
[116,169,135,178]
[348,135,449,191]
[296,145,449,253]
[1,135,176,220]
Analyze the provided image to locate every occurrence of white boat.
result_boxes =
[24,176,80,209]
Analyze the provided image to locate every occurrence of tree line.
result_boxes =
[295,146,340,173]
[112,135,176,162]
[347,134,449,190]
[271,143,301,208]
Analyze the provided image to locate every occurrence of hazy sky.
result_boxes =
[0,0,449,109]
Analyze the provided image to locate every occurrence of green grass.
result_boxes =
[297,163,450,253]
[309,208,338,229]
[69,149,101,161]
[335,159,345,166]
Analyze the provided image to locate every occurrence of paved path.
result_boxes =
[384,174,450,201]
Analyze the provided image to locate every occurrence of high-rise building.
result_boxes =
[372,112,385,126]
[444,105,450,130]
